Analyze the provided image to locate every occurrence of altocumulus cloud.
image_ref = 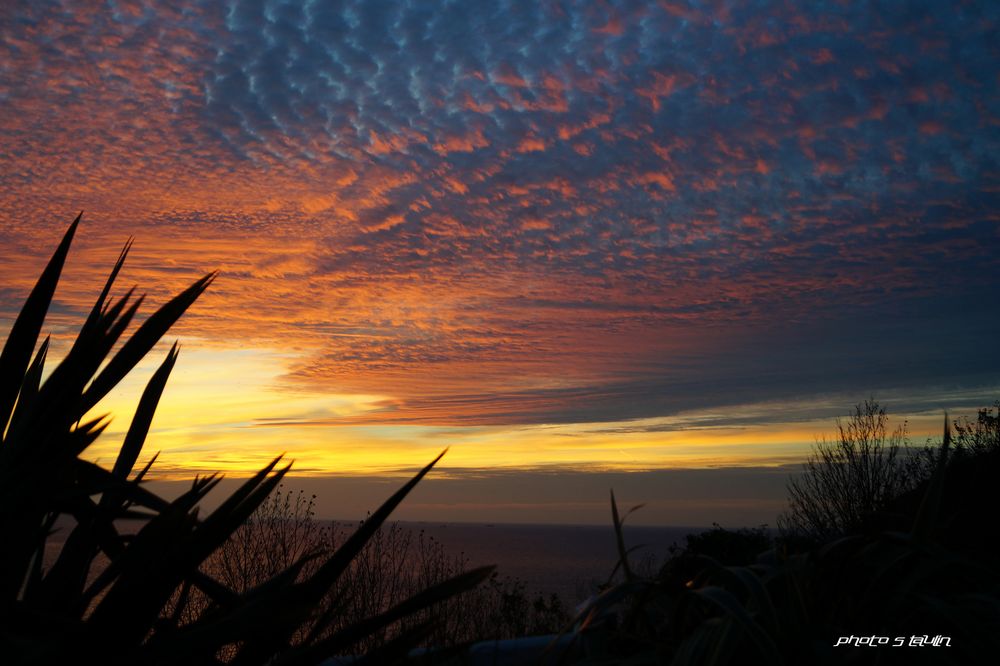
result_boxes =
[0,0,998,427]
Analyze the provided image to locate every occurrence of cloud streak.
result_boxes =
[1,0,998,435]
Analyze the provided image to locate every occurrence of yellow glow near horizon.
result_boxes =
[84,344,396,473]
[76,343,972,480]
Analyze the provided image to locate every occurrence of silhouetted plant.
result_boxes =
[211,486,331,595]
[209,496,570,652]
[952,400,1000,456]
[571,415,1000,666]
[0,216,492,665]
[670,523,773,566]
[659,523,773,594]
[779,398,917,541]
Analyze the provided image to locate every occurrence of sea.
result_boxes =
[44,521,705,606]
[332,521,703,604]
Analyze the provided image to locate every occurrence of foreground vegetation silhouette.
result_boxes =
[206,489,569,650]
[0,216,492,665]
[580,406,1000,665]
[780,399,914,542]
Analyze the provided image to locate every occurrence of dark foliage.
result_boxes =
[205,489,570,651]
[0,217,491,665]
[952,401,1000,456]
[572,411,1000,665]
[779,399,919,542]
[659,524,773,594]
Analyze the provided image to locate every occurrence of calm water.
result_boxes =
[45,521,704,605]
[338,522,702,603]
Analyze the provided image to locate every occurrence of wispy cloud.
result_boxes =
[1,0,997,439]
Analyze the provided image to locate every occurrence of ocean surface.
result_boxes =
[45,521,706,605]
[337,522,704,603]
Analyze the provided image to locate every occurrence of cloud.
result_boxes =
[0,0,998,430]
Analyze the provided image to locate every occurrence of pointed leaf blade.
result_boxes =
[0,214,80,437]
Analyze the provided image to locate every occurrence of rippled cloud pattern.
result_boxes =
[2,0,998,427]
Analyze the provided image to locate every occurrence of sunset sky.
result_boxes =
[1,1,998,524]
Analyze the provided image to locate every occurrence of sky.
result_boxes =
[1,0,998,525]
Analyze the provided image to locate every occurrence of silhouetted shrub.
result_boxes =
[0,217,490,665]
[779,399,922,541]
[205,491,570,652]
[953,400,1000,456]
[659,523,773,593]
[573,414,1000,666]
